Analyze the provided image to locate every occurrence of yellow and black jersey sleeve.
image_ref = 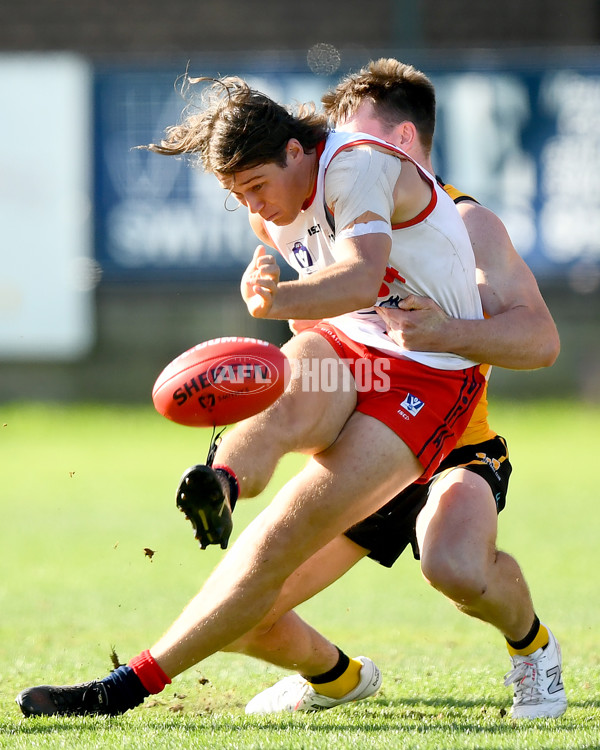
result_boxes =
[437,178,493,445]
[437,178,479,205]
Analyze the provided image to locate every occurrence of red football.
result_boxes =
[152,337,288,427]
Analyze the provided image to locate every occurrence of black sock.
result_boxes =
[506,614,541,651]
[100,666,150,713]
[302,648,350,684]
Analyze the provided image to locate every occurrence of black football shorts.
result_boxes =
[344,435,512,567]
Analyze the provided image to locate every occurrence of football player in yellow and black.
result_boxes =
[237,58,566,721]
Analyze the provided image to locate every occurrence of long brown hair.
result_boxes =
[145,75,329,174]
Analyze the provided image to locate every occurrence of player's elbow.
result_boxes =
[542,336,560,367]
[337,253,387,310]
[516,312,561,369]
[357,290,380,309]
[358,269,385,308]
[513,337,560,370]
[537,325,561,368]
[341,280,381,310]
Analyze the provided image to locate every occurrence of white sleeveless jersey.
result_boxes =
[262,131,483,370]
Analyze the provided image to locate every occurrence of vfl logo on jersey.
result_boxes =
[290,241,314,270]
[399,394,425,417]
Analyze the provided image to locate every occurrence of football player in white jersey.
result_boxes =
[16,66,564,721]
[17,71,488,718]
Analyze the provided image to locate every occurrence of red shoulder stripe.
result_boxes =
[325,137,438,228]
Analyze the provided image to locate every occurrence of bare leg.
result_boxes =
[214,331,357,497]
[416,468,535,641]
[230,610,341,673]
[225,535,368,674]
[151,412,422,678]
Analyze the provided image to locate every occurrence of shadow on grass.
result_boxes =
[3,694,594,739]
[373,694,600,711]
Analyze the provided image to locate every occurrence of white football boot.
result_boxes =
[245,656,381,715]
[503,627,567,719]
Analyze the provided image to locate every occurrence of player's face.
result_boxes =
[218,141,314,226]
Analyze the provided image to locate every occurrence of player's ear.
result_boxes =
[285,138,304,163]
[393,121,418,150]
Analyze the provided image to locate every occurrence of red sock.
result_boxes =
[128,650,172,694]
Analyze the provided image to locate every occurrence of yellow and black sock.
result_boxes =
[506,615,549,657]
[303,648,363,699]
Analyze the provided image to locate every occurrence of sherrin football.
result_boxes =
[152,337,288,427]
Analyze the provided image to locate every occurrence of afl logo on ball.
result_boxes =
[208,356,282,395]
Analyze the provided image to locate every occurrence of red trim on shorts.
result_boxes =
[414,365,484,479]
[312,322,485,482]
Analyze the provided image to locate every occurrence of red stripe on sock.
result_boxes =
[212,464,240,498]
[128,650,172,694]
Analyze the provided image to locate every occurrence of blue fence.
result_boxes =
[94,60,600,283]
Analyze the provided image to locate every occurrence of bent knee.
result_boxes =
[265,388,322,440]
[421,553,489,605]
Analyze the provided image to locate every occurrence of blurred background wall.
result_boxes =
[1,0,599,403]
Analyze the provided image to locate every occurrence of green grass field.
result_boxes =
[1,399,599,749]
